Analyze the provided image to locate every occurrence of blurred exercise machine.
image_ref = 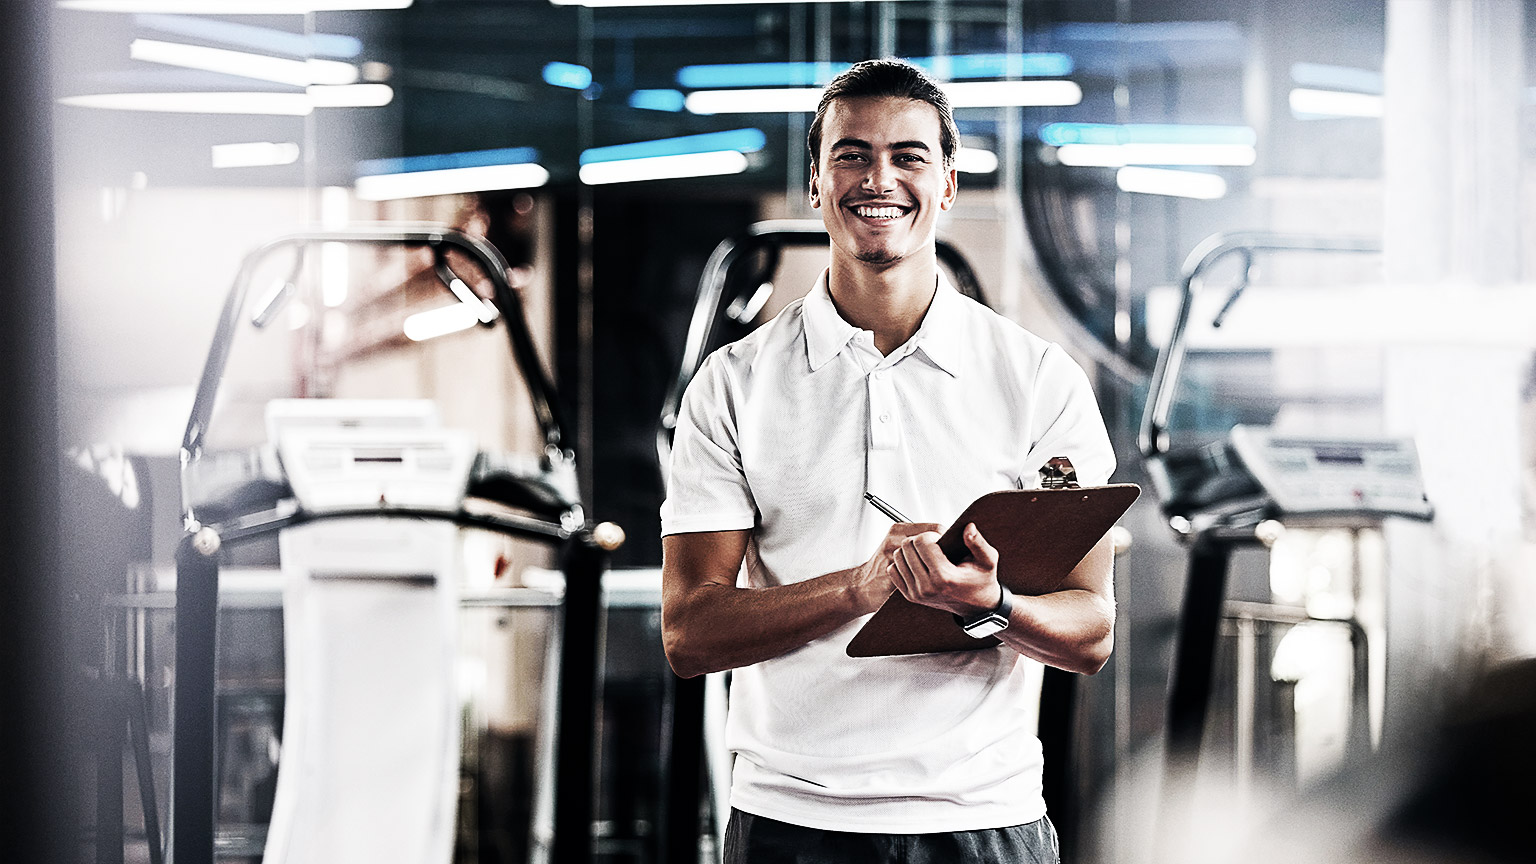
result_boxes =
[1140,232,1434,844]
[658,221,1099,862]
[171,225,620,864]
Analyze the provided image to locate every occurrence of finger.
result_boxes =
[894,521,943,538]
[898,542,937,590]
[962,523,1000,571]
[889,555,916,599]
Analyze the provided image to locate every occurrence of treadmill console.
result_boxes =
[266,400,476,512]
[1228,425,1432,521]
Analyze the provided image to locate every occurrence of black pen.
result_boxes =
[863,491,911,523]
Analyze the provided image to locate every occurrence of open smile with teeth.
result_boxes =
[850,204,909,221]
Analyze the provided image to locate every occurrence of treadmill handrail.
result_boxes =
[658,220,988,478]
[1137,232,1381,459]
[180,224,570,511]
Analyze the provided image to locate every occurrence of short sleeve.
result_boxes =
[1022,345,1117,487]
[660,351,759,536]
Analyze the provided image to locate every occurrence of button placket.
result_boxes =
[868,369,899,450]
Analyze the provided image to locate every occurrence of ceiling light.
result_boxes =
[1115,166,1226,199]
[306,83,392,107]
[943,80,1082,108]
[1040,122,1256,147]
[580,128,765,164]
[552,0,914,6]
[1056,143,1256,167]
[135,13,363,58]
[210,141,301,168]
[955,148,998,174]
[1289,62,1381,95]
[542,62,593,90]
[628,89,687,112]
[579,150,748,185]
[59,0,413,12]
[130,38,359,86]
[1289,88,1383,119]
[59,91,314,114]
[404,303,479,342]
[354,163,550,200]
[685,88,821,114]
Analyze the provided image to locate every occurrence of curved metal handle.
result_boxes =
[1137,232,1381,459]
[180,223,571,521]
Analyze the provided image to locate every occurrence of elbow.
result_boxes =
[1073,608,1116,676]
[661,611,710,679]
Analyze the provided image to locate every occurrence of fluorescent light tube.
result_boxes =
[943,80,1081,108]
[1041,122,1256,147]
[1056,143,1256,167]
[321,241,348,307]
[579,150,748,185]
[955,147,998,174]
[1289,88,1383,118]
[306,83,393,107]
[404,303,480,342]
[135,14,363,59]
[580,128,765,164]
[553,0,912,5]
[446,278,499,324]
[130,38,358,86]
[211,141,301,168]
[685,81,1080,114]
[1115,166,1226,199]
[685,88,821,114]
[354,163,550,200]
[61,86,390,114]
[59,1,413,12]
[59,91,314,114]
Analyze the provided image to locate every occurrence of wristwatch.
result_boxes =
[957,585,1014,639]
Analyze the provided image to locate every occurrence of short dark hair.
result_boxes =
[807,59,959,169]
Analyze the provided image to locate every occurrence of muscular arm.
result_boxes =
[994,534,1114,674]
[890,527,1115,676]
[661,524,937,679]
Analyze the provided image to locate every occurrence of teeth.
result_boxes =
[854,205,902,219]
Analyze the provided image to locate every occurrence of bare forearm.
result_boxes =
[996,589,1114,675]
[662,569,872,678]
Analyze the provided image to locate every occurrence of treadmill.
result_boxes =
[1140,232,1434,847]
[171,224,620,864]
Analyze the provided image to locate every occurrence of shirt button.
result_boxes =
[879,414,890,423]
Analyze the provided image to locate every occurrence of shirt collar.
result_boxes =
[801,270,965,377]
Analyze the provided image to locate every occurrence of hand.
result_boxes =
[889,523,1003,616]
[849,521,942,612]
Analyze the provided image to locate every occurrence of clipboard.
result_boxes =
[846,473,1140,658]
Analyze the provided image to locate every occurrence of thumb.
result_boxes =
[963,523,999,570]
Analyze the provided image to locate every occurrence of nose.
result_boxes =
[862,155,896,193]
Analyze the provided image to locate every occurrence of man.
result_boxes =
[660,59,1117,864]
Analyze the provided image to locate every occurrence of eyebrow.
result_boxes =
[830,137,932,153]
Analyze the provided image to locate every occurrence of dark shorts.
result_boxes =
[723,809,1061,864]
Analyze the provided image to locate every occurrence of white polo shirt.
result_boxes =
[661,271,1115,833]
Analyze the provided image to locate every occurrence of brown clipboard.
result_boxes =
[845,482,1141,658]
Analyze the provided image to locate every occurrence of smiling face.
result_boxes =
[809,95,958,270]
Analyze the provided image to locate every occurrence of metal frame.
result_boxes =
[1140,233,1391,856]
[1138,231,1381,460]
[171,225,607,864]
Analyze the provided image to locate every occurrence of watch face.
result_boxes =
[963,613,1009,639]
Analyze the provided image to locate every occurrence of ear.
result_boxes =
[939,165,958,211]
[808,161,822,209]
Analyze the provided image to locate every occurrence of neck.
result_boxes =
[826,250,938,355]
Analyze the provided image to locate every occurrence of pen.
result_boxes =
[863,491,911,523]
